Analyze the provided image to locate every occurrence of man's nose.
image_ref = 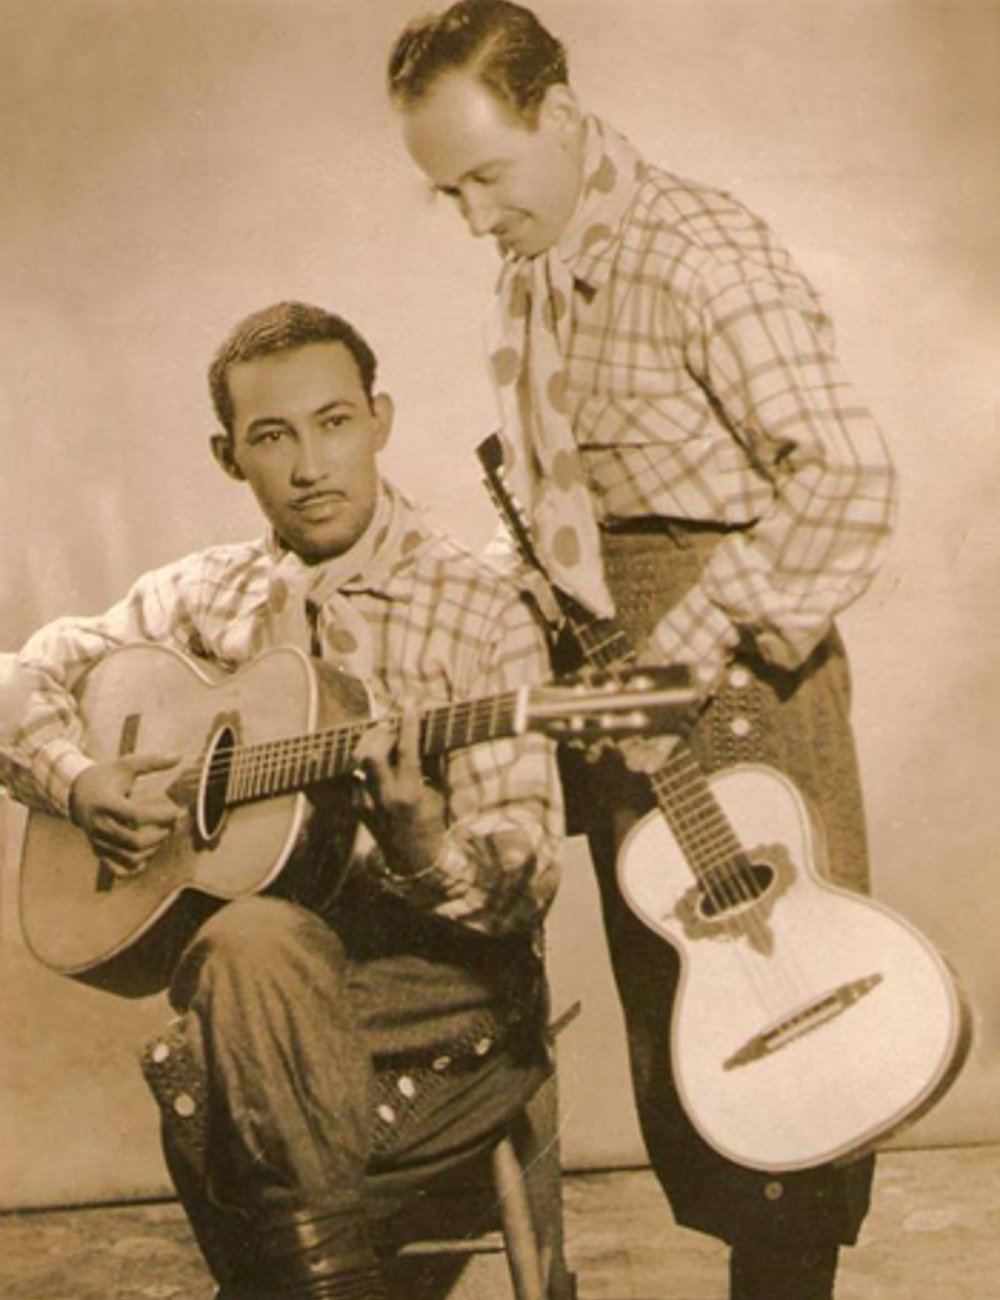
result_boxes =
[460,190,500,238]
[291,433,324,483]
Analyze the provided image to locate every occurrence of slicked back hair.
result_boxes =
[387,0,568,125]
[209,301,378,440]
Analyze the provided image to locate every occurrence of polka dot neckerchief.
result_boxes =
[264,483,421,681]
[488,115,646,620]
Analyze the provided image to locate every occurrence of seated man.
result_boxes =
[2,301,564,1300]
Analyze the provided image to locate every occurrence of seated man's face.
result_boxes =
[223,341,391,563]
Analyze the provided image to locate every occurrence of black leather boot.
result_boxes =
[220,1207,390,1300]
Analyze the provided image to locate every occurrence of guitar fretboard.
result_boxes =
[217,693,522,805]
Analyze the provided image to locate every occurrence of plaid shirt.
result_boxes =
[3,487,562,936]
[540,131,897,679]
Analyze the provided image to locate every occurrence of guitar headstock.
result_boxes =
[525,666,699,743]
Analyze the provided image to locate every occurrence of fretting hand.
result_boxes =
[353,706,446,876]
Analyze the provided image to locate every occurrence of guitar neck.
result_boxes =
[224,692,523,806]
[478,431,739,887]
[646,745,747,888]
[478,432,634,666]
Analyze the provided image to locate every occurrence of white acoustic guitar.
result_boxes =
[479,430,972,1172]
[616,747,971,1171]
[18,641,696,998]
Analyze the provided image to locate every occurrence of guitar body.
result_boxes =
[18,640,685,998]
[19,643,364,997]
[617,762,971,1171]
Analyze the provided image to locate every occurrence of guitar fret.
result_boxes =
[441,703,458,754]
[490,692,505,740]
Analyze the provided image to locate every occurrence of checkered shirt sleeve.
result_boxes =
[2,546,258,815]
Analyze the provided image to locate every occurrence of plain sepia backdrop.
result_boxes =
[1,0,999,1210]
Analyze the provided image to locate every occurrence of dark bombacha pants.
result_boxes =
[566,523,876,1299]
[142,878,548,1298]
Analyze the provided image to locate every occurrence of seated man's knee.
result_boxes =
[171,897,345,1009]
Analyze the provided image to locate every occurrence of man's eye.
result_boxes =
[250,428,285,445]
[321,414,349,430]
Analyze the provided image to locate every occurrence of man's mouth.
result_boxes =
[495,218,528,251]
[292,492,345,518]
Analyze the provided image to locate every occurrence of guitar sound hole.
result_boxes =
[700,861,774,919]
[197,724,235,844]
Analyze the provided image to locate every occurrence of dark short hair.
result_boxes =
[209,301,378,438]
[387,0,568,123]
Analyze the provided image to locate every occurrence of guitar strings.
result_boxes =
[206,692,523,802]
[575,617,809,1017]
[202,674,653,801]
[489,455,814,1019]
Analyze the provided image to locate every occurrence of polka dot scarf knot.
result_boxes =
[263,485,404,681]
[487,115,643,618]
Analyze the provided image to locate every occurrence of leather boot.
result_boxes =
[220,1207,390,1300]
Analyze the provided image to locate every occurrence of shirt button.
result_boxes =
[173,1092,197,1118]
[764,1180,784,1201]
[729,667,750,689]
[151,1041,171,1065]
[730,716,751,738]
[431,1055,452,1073]
[473,1036,493,1056]
[397,1075,417,1099]
[376,1104,397,1124]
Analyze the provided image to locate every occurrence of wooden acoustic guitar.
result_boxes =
[479,431,972,1172]
[18,641,696,998]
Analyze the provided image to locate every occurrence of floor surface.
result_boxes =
[1,1144,996,1299]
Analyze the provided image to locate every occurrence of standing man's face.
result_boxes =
[401,70,585,259]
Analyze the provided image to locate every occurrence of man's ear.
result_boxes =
[538,83,581,138]
[210,433,246,481]
[371,393,394,452]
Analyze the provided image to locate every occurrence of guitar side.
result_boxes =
[19,644,318,995]
[617,762,971,1172]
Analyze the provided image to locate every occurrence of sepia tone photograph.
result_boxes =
[2,1,999,1297]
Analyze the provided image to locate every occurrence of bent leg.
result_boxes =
[151,896,384,1297]
[145,894,549,1297]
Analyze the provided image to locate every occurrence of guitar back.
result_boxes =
[19,644,322,992]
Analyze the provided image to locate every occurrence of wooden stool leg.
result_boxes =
[510,1076,577,1300]
[492,1135,546,1300]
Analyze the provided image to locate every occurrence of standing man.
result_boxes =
[3,300,563,1300]
[387,3,897,1298]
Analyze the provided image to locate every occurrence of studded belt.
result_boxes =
[369,1008,510,1156]
[140,1007,513,1167]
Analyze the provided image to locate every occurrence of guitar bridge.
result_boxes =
[723,974,883,1070]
